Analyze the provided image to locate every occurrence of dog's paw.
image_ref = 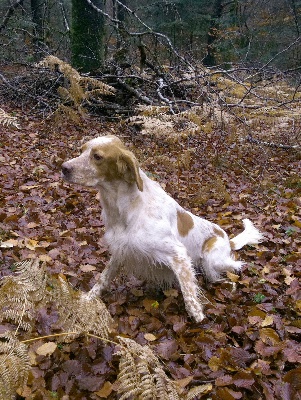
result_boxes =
[82,284,102,301]
[193,309,205,323]
[187,302,205,323]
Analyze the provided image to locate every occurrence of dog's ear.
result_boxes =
[117,151,143,191]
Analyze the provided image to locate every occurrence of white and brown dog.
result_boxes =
[62,135,263,322]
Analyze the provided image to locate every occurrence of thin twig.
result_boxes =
[0,0,24,33]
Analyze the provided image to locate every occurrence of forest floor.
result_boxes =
[0,75,301,399]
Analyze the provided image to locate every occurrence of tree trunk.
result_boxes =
[30,0,45,60]
[71,0,105,73]
[203,0,223,66]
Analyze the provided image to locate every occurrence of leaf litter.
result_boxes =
[0,101,300,399]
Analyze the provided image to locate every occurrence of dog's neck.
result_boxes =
[97,178,144,228]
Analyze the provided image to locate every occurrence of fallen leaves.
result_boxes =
[36,342,57,356]
[0,104,300,399]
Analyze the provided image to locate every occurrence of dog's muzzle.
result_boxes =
[61,163,72,180]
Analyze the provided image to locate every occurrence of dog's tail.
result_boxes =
[230,218,264,251]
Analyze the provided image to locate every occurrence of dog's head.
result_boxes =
[61,135,143,191]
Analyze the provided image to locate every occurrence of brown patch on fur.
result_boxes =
[214,227,225,238]
[177,210,194,237]
[91,143,143,191]
[230,240,236,250]
[202,236,217,252]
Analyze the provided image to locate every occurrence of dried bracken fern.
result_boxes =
[0,260,48,331]
[80,77,116,96]
[53,277,113,339]
[1,260,206,399]
[0,332,30,400]
[37,56,115,111]
[0,108,20,129]
[116,336,181,400]
[185,383,213,399]
[0,260,113,398]
[127,112,200,141]
[0,260,113,338]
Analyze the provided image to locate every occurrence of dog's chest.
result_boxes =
[104,224,143,257]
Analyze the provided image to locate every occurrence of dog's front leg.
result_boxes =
[167,251,205,323]
[86,259,121,300]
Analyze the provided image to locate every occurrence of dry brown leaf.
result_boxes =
[20,184,40,191]
[94,381,113,398]
[0,239,18,248]
[226,271,240,282]
[176,375,194,388]
[27,222,39,229]
[163,288,179,297]
[25,238,39,250]
[144,333,157,342]
[259,328,280,345]
[36,342,57,356]
[208,356,221,372]
[261,315,274,327]
[131,288,144,297]
[39,255,52,262]
[80,264,97,272]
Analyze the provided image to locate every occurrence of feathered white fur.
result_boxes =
[62,135,264,322]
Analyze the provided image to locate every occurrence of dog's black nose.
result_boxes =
[61,164,72,177]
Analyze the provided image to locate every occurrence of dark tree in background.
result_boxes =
[71,0,105,72]
[30,0,45,59]
[1,0,300,71]
[203,0,224,66]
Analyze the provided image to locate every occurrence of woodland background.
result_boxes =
[0,0,301,399]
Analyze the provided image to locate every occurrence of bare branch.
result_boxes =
[116,78,152,105]
[0,72,51,110]
[84,0,194,71]
[156,78,175,114]
[59,0,70,32]
[247,134,301,150]
[246,36,301,81]
[0,0,24,33]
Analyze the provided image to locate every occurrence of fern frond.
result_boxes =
[69,80,85,105]
[116,336,180,400]
[54,104,82,124]
[0,259,113,338]
[115,339,143,400]
[57,86,73,102]
[37,56,115,108]
[53,278,113,339]
[137,359,157,400]
[37,55,81,81]
[154,367,181,400]
[0,108,20,129]
[0,260,48,332]
[86,88,113,99]
[185,383,212,399]
[118,353,140,400]
[81,77,116,96]
[0,332,30,400]
[12,260,47,303]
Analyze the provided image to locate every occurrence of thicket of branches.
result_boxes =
[0,1,301,152]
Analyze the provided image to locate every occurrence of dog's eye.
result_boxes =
[93,153,102,161]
